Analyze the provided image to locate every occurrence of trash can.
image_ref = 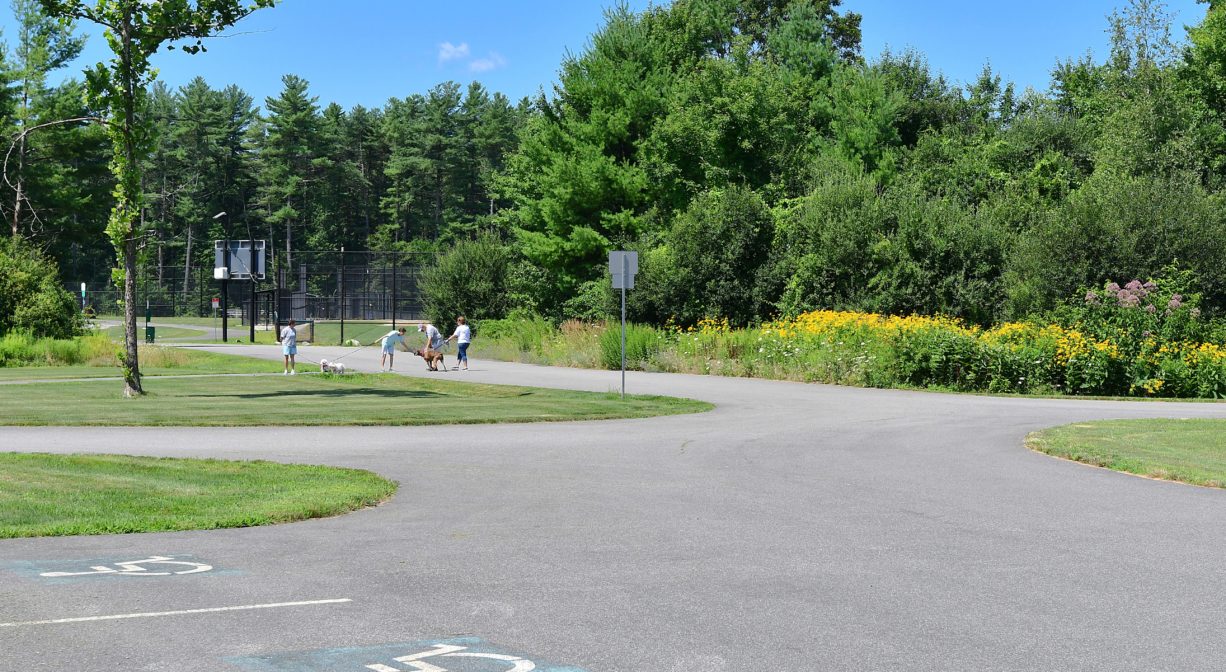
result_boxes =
[145,326,155,343]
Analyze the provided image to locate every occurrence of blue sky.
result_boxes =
[0,0,1211,110]
[847,0,1206,93]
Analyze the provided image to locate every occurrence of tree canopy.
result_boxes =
[7,0,1226,345]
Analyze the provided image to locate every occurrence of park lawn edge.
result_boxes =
[0,452,398,539]
[0,373,713,427]
[1025,419,1226,490]
[0,399,710,427]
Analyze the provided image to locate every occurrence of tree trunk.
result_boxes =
[285,195,292,269]
[119,12,142,396]
[157,175,166,286]
[121,230,141,397]
[182,222,193,296]
[11,135,24,237]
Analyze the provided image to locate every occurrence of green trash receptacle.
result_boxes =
[145,326,155,343]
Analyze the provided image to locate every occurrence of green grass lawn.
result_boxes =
[0,453,396,538]
[103,324,207,340]
[96,315,220,327]
[1028,419,1226,488]
[0,372,711,426]
[95,316,416,346]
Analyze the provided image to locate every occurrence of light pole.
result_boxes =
[215,211,229,342]
[244,212,257,344]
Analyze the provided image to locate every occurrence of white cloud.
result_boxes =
[437,41,470,64]
[469,51,507,73]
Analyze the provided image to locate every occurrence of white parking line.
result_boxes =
[0,598,352,628]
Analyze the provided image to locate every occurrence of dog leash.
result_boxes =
[292,342,369,368]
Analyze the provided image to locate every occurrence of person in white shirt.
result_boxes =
[418,322,443,351]
[446,316,472,370]
[370,326,407,372]
[280,319,297,375]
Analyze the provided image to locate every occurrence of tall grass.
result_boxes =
[474,317,603,368]
[0,330,201,369]
[599,321,666,370]
[473,311,1226,399]
[0,331,115,367]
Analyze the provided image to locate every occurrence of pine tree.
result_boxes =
[257,74,320,268]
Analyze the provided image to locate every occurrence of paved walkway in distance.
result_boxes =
[2,342,1225,671]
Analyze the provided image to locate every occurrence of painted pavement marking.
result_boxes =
[369,644,534,672]
[0,598,352,628]
[228,636,587,672]
[38,555,213,577]
[5,554,225,583]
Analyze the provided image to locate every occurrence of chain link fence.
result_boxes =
[78,250,432,344]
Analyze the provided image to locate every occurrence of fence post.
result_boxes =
[392,252,398,329]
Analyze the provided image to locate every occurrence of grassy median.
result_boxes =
[0,453,396,538]
[1027,419,1226,488]
[0,371,710,426]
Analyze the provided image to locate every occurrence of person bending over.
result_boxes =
[371,326,408,372]
[418,322,443,351]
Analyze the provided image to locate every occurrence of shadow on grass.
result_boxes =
[199,388,448,400]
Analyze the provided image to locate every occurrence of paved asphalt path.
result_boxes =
[3,343,1226,671]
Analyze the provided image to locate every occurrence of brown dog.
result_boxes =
[414,347,447,371]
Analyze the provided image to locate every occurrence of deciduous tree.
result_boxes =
[37,0,277,396]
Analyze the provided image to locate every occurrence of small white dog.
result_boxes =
[318,358,347,374]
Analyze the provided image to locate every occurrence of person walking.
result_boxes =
[371,326,408,372]
[280,319,297,375]
[446,316,472,371]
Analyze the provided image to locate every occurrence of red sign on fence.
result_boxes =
[211,298,220,310]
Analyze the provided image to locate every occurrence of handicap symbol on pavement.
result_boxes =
[227,637,587,672]
[38,555,213,578]
[365,643,534,671]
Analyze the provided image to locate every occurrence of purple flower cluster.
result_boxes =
[1087,278,1199,322]
[1091,278,1160,310]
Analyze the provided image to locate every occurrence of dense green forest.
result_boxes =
[5,0,1226,329]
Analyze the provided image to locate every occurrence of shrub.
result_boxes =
[563,279,615,322]
[1055,270,1209,347]
[421,234,510,329]
[1005,173,1226,317]
[477,312,555,354]
[650,186,775,327]
[0,238,81,339]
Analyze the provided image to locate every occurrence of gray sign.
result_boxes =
[609,250,638,289]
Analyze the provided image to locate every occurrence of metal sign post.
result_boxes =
[217,212,230,342]
[608,251,638,399]
[620,254,626,399]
